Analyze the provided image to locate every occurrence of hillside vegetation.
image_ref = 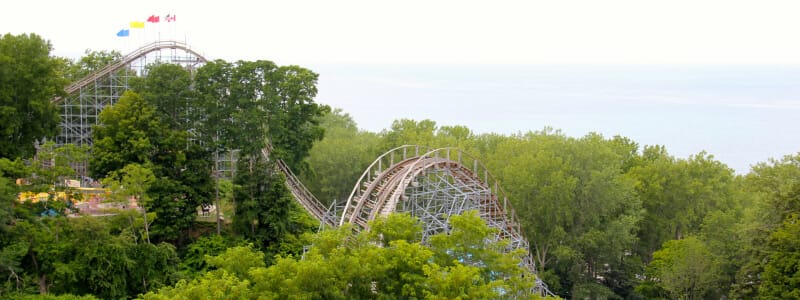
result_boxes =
[1,33,798,299]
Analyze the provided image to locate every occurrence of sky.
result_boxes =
[3,0,800,173]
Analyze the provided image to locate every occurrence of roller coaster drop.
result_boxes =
[53,41,551,295]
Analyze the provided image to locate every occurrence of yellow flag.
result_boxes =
[130,21,145,29]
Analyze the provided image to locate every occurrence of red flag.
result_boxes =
[165,14,176,22]
[147,15,160,23]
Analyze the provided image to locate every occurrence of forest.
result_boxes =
[2,33,799,299]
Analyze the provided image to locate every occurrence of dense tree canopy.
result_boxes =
[141,212,546,299]
[193,60,328,170]
[1,212,179,297]
[133,64,195,132]
[2,38,800,299]
[300,109,382,205]
[303,116,798,299]
[0,33,65,159]
[90,91,212,242]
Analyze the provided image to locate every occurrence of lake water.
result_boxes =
[312,64,800,174]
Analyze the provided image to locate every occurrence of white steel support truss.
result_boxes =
[339,146,551,295]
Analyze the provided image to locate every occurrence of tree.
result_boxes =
[61,49,121,83]
[266,65,328,174]
[256,211,535,298]
[759,213,800,299]
[381,118,438,149]
[0,171,18,233]
[142,212,545,299]
[194,59,236,156]
[0,33,65,159]
[180,235,231,275]
[731,153,800,298]
[484,130,642,297]
[302,109,382,205]
[194,60,326,235]
[103,163,156,243]
[90,91,163,178]
[629,149,736,258]
[693,209,743,298]
[233,155,314,258]
[644,236,717,299]
[26,141,90,197]
[139,271,252,300]
[427,211,533,294]
[2,213,180,298]
[202,61,327,172]
[91,91,211,242]
[133,63,194,131]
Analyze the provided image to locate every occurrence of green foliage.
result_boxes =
[382,119,438,148]
[194,60,328,172]
[746,153,800,226]
[92,90,212,242]
[368,212,423,245]
[731,154,800,298]
[193,59,236,153]
[61,49,121,83]
[250,211,535,299]
[698,209,743,298]
[233,157,290,243]
[206,245,265,282]
[4,34,798,299]
[90,91,163,178]
[180,235,231,275]
[1,216,179,298]
[759,213,800,299]
[629,149,737,259]
[134,63,195,131]
[643,236,717,299]
[139,270,252,300]
[103,163,156,243]
[482,130,642,297]
[302,109,382,205]
[10,294,99,300]
[144,212,540,299]
[267,65,329,174]
[0,175,17,232]
[28,141,89,188]
[0,158,29,180]
[232,155,314,259]
[0,33,65,159]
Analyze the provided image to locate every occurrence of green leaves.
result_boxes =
[2,216,179,298]
[760,214,800,299]
[0,33,64,159]
[644,236,717,299]
[61,49,121,83]
[90,91,162,179]
[142,212,539,299]
[194,60,327,171]
[301,109,382,205]
[91,90,212,242]
[135,64,195,131]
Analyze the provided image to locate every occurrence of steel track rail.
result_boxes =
[53,40,206,102]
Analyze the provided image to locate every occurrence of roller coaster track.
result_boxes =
[342,145,552,295]
[53,40,206,103]
[57,41,550,295]
[54,40,332,227]
[261,147,336,227]
[341,145,528,247]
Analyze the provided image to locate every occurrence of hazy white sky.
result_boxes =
[3,0,800,65]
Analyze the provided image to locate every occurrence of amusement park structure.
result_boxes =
[52,40,551,295]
